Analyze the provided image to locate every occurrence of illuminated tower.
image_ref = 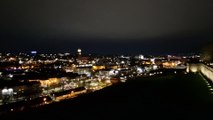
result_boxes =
[77,48,82,56]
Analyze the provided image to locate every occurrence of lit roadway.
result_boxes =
[32,83,109,109]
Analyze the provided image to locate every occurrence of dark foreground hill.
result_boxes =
[2,73,213,119]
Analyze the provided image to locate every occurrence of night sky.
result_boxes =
[1,0,213,55]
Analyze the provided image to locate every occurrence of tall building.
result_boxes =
[77,48,82,56]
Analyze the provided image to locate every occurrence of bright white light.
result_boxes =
[2,89,8,95]
[19,60,23,64]
[2,88,13,96]
[153,65,158,70]
[31,51,37,54]
[137,67,143,73]
[77,48,81,53]
[109,70,119,76]
[8,74,13,78]
[139,55,144,59]
[150,58,155,64]
[8,88,13,93]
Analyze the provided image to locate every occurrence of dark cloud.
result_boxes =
[0,0,213,54]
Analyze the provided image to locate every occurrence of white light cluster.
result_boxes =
[2,88,13,96]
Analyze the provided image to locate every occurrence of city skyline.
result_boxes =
[0,38,211,56]
[1,1,213,118]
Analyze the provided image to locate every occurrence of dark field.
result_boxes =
[2,72,213,119]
